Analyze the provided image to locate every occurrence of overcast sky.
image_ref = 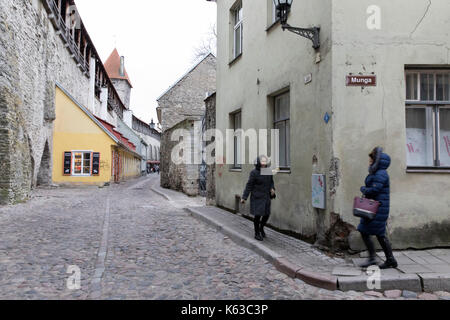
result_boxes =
[75,0,217,126]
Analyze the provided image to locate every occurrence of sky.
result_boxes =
[75,0,217,126]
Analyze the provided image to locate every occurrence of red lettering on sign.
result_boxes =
[444,136,450,157]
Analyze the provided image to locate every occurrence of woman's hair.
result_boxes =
[369,147,382,160]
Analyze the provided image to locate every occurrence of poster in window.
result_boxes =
[63,152,72,176]
[92,152,100,176]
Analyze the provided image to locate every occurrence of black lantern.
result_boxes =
[273,0,320,50]
[273,0,293,25]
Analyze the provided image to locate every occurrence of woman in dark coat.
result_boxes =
[358,147,398,269]
[241,155,276,241]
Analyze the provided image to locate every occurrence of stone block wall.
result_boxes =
[111,79,131,109]
[161,118,201,196]
[157,54,216,132]
[205,93,216,205]
[0,0,91,204]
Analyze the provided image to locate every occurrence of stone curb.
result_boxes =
[184,207,338,291]
[337,274,422,292]
[150,187,172,201]
[178,204,439,293]
[419,273,450,292]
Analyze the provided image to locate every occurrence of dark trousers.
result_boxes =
[361,232,394,259]
[254,215,270,234]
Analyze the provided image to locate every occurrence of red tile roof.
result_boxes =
[95,116,136,151]
[104,48,133,88]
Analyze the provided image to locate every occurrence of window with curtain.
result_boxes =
[406,70,450,168]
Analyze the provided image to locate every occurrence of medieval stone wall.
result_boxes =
[158,54,216,196]
[161,118,202,196]
[157,54,216,132]
[0,0,91,204]
[111,79,131,109]
[205,93,216,205]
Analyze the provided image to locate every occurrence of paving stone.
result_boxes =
[420,256,448,265]
[434,291,450,297]
[384,290,402,298]
[402,290,418,299]
[427,265,450,273]
[418,293,439,300]
[352,257,382,267]
[364,291,383,298]
[332,266,362,276]
[1,176,392,300]
[436,255,450,264]
[397,264,434,274]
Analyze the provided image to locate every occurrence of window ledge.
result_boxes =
[229,168,242,172]
[228,53,242,67]
[406,167,450,173]
[266,19,280,32]
[275,168,291,174]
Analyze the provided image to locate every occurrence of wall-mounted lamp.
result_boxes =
[273,0,320,50]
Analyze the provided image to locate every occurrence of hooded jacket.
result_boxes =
[242,157,275,217]
[357,147,391,236]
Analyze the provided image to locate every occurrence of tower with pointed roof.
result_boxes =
[104,48,133,109]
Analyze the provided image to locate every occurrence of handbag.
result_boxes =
[353,196,380,220]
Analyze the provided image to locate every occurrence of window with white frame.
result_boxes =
[232,2,243,59]
[232,111,242,169]
[405,70,450,168]
[72,151,92,175]
[274,92,290,169]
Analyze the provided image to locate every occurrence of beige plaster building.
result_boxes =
[213,0,450,250]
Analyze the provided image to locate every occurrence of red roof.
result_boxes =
[95,116,136,151]
[104,48,133,88]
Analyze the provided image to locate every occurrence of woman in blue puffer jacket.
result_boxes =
[358,147,398,269]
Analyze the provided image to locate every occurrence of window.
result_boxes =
[72,151,92,176]
[232,2,243,59]
[271,0,278,24]
[274,92,290,169]
[232,111,242,169]
[406,70,450,168]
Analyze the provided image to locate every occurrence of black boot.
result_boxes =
[377,236,398,269]
[360,233,377,268]
[260,216,269,238]
[254,217,263,241]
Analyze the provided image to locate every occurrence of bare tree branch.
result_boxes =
[192,24,217,63]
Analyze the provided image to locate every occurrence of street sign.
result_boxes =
[346,75,376,86]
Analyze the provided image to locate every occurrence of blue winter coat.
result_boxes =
[357,149,391,236]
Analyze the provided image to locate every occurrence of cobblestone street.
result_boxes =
[0,176,416,300]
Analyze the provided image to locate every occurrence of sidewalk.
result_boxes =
[151,181,450,296]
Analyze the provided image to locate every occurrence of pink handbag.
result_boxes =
[353,196,380,220]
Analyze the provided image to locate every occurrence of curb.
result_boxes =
[150,187,172,201]
[184,207,338,291]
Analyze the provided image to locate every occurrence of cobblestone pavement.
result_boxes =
[0,175,430,300]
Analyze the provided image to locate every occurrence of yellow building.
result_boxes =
[52,85,141,185]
